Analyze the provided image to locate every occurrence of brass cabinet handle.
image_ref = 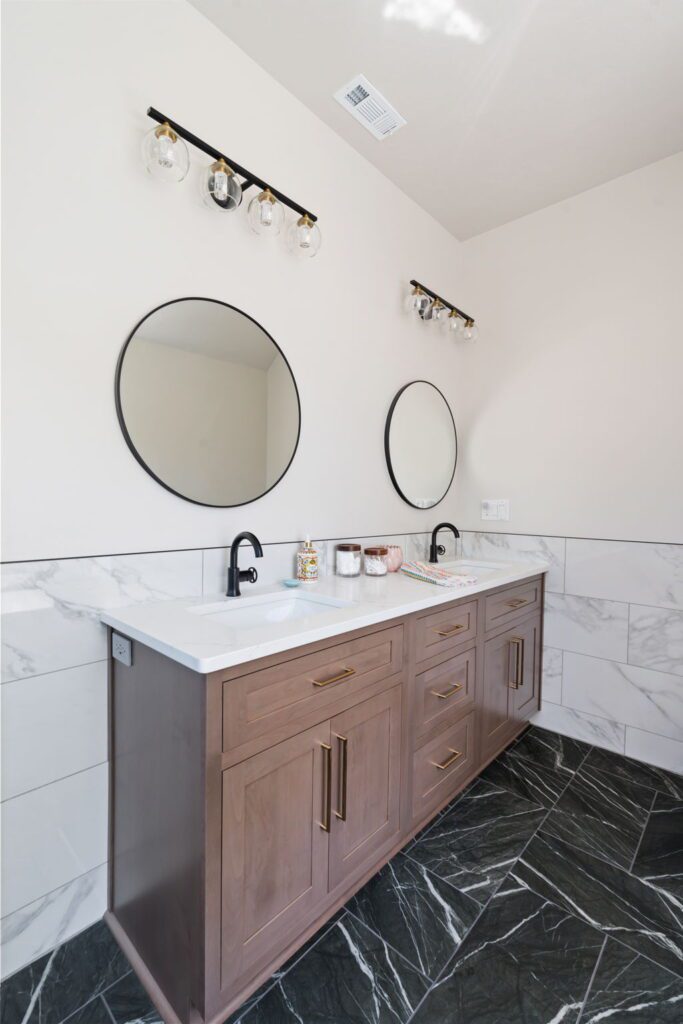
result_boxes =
[312,666,356,688]
[507,597,528,609]
[320,742,332,832]
[334,734,348,821]
[433,623,466,638]
[430,682,463,700]
[431,748,463,771]
[509,637,525,690]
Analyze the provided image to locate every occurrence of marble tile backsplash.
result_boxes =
[1,529,681,981]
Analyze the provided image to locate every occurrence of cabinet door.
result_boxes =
[328,687,402,892]
[511,615,541,721]
[480,630,518,762]
[221,723,331,991]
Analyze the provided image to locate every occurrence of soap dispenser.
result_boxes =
[296,537,319,582]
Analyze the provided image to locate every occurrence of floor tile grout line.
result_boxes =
[54,970,133,1024]
[575,934,608,1024]
[342,908,433,984]
[627,788,659,875]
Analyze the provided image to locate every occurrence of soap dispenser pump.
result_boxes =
[296,536,319,582]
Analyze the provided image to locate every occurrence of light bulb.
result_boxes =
[247,188,283,235]
[201,159,242,211]
[286,213,322,258]
[463,319,479,342]
[431,300,446,322]
[448,311,463,335]
[142,123,190,183]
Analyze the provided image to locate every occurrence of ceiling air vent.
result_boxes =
[334,74,406,140]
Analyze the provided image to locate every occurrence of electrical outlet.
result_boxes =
[481,499,510,521]
[112,633,132,666]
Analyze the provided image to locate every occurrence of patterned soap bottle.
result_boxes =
[296,536,319,582]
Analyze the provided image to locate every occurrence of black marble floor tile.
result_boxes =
[0,922,130,1024]
[541,762,654,869]
[102,973,161,1024]
[510,726,591,776]
[581,747,683,799]
[346,852,480,981]
[631,794,683,904]
[237,914,428,1024]
[579,937,683,1023]
[514,830,683,977]
[410,879,604,1024]
[404,779,546,905]
[480,746,570,807]
[63,996,114,1024]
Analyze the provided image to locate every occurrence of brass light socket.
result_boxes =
[154,122,177,143]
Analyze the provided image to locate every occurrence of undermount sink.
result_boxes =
[189,590,354,631]
[439,559,505,578]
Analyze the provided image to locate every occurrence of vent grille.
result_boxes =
[334,74,406,140]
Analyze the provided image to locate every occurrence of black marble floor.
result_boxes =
[3,726,682,1024]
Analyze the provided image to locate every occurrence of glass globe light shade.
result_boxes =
[463,320,479,342]
[431,300,446,322]
[286,213,321,257]
[407,286,428,315]
[142,123,190,183]
[447,311,463,335]
[201,159,242,211]
[419,298,435,321]
[247,188,284,235]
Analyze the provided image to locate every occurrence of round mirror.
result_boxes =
[385,381,457,509]
[116,298,300,507]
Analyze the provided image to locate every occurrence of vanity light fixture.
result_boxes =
[407,279,477,340]
[143,107,321,253]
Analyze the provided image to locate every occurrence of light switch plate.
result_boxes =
[112,632,132,666]
[481,499,510,521]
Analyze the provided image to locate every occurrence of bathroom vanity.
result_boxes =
[102,561,546,1024]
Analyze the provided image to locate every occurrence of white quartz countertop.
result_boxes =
[101,559,548,674]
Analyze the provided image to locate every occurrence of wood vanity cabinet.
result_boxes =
[106,575,544,1024]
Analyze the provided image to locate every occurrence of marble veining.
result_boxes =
[510,724,591,776]
[581,746,683,800]
[565,538,683,611]
[542,645,563,703]
[544,592,629,662]
[480,745,570,807]
[580,937,683,1023]
[532,702,626,753]
[461,531,566,593]
[347,853,480,980]
[631,794,683,905]
[628,605,683,678]
[404,779,546,904]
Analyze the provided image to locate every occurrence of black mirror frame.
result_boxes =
[115,296,302,508]
[384,380,457,510]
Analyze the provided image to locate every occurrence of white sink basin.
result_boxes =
[189,590,354,632]
[439,559,506,578]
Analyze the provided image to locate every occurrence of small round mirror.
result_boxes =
[116,298,300,507]
[385,381,457,509]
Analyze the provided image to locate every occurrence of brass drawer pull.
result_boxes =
[433,623,466,638]
[334,734,348,821]
[430,682,463,700]
[312,666,356,688]
[320,742,332,832]
[431,748,463,771]
[507,597,529,609]
[508,637,524,690]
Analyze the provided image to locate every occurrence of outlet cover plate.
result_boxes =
[481,499,510,521]
[112,632,132,667]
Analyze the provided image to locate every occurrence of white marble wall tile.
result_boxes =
[460,532,565,593]
[543,593,629,661]
[1,663,108,802]
[565,539,683,610]
[531,703,625,753]
[628,605,683,677]
[562,652,683,742]
[1,763,108,916]
[1,552,202,683]
[624,727,683,775]
[0,863,107,982]
[542,647,563,704]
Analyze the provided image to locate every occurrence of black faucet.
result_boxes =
[429,523,460,564]
[227,532,264,597]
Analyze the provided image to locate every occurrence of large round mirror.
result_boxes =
[116,298,300,507]
[385,381,457,509]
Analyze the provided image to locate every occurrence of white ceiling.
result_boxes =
[190,0,683,240]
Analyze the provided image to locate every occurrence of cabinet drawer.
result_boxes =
[414,646,476,745]
[222,625,404,752]
[415,600,477,664]
[411,711,475,821]
[485,579,542,633]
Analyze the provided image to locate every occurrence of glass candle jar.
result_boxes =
[364,546,389,576]
[335,543,361,577]
[385,545,403,572]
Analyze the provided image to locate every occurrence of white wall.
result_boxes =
[1,0,466,564]
[454,152,683,544]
